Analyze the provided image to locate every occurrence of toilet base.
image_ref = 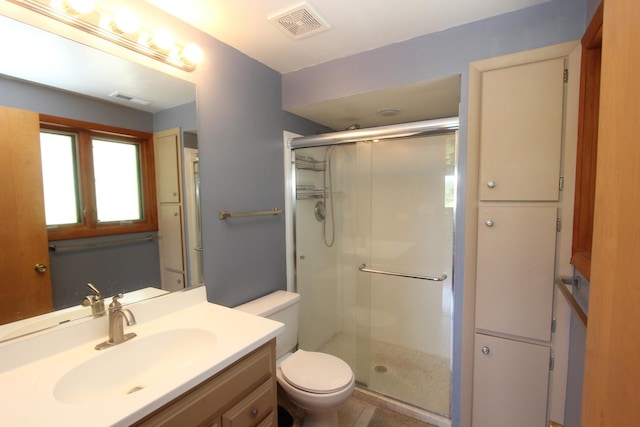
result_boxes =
[277,383,344,427]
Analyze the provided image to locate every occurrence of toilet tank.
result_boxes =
[234,290,300,359]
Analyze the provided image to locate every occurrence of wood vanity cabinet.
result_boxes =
[133,340,277,427]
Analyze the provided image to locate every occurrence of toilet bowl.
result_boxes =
[277,350,355,426]
[234,291,355,427]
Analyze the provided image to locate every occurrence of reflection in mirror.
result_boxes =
[0,14,201,341]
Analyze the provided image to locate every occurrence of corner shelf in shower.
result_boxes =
[296,186,331,200]
[295,155,326,171]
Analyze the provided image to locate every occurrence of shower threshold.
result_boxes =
[352,386,451,427]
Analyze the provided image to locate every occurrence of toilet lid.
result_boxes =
[280,350,353,394]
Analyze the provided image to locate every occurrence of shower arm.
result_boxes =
[358,264,447,282]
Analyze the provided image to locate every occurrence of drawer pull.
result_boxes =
[251,407,259,418]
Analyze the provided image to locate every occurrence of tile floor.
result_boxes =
[279,387,440,427]
[318,333,451,417]
[338,396,438,427]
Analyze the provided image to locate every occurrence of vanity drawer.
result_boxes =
[222,380,274,426]
[133,340,276,427]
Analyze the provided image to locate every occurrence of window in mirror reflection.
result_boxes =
[92,139,142,222]
[40,131,81,225]
[39,115,158,240]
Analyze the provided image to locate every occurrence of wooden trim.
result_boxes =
[40,114,158,240]
[39,114,152,139]
[570,2,603,280]
[582,0,640,423]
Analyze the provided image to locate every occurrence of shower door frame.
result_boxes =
[284,117,459,416]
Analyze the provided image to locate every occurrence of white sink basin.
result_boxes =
[1,287,284,427]
[53,328,217,404]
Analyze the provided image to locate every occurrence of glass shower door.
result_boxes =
[293,131,455,417]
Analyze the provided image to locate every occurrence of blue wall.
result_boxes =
[0,76,153,131]
[283,0,586,108]
[282,1,587,424]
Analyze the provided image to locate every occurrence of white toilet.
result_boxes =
[235,290,355,427]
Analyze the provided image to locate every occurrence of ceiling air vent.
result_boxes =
[269,3,330,40]
[109,91,151,106]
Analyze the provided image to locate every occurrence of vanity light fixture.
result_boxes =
[150,27,175,52]
[58,0,95,15]
[8,0,203,72]
[111,8,140,35]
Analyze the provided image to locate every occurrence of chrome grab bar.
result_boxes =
[218,208,283,220]
[358,264,447,282]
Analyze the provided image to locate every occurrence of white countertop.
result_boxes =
[0,287,169,341]
[0,286,284,426]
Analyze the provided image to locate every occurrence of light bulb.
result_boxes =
[112,9,141,34]
[182,43,204,64]
[151,28,175,51]
[64,0,95,14]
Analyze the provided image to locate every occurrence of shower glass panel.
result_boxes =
[293,132,455,417]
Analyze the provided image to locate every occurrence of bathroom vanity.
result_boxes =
[0,287,283,426]
[133,340,276,426]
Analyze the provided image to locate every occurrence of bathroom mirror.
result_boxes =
[0,14,201,340]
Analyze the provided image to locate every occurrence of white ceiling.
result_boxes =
[2,0,550,129]
[145,0,549,129]
[147,0,550,74]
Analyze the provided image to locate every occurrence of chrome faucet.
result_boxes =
[82,283,105,317]
[95,293,137,350]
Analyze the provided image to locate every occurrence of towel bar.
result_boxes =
[218,208,283,220]
[358,264,447,282]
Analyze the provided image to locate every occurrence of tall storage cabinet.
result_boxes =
[154,128,187,292]
[471,57,566,426]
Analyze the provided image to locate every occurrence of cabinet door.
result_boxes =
[472,334,550,427]
[475,206,557,341]
[479,57,565,201]
[155,131,181,203]
[163,270,185,292]
[159,205,185,271]
[222,380,274,427]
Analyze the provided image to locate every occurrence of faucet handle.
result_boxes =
[82,283,106,317]
[110,293,125,309]
[86,283,102,298]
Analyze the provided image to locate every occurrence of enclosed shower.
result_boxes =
[289,118,457,418]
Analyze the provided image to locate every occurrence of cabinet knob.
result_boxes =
[482,346,490,355]
[251,407,259,418]
[487,180,496,188]
[34,263,47,273]
[485,219,494,227]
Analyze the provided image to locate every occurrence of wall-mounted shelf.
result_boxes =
[295,154,325,171]
[296,185,330,200]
